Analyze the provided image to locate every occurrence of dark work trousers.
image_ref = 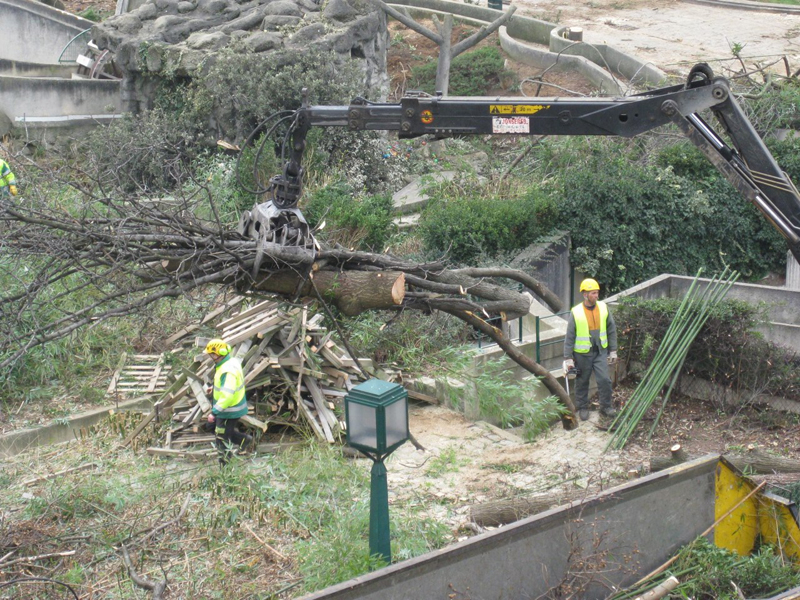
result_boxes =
[573,347,613,410]
[215,417,247,466]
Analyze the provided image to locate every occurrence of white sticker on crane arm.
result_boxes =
[492,116,530,134]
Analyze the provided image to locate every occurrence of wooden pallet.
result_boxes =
[106,353,171,399]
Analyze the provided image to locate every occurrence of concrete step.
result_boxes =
[392,170,456,215]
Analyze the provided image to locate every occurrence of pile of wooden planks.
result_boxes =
[123,297,385,456]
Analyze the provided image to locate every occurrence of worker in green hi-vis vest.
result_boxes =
[204,338,252,465]
[0,159,18,197]
[563,278,618,422]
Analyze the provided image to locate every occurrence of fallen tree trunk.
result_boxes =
[252,270,405,315]
[0,171,578,422]
[470,489,582,527]
[650,445,800,474]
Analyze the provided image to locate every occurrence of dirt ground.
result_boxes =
[384,384,800,533]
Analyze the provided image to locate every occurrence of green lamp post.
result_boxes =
[344,379,409,565]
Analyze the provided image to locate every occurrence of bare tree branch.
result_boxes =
[450,5,517,58]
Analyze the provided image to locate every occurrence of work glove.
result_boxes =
[608,351,618,365]
[563,359,575,373]
[8,185,17,196]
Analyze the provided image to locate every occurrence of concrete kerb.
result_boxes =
[549,29,667,89]
[0,396,153,459]
[499,29,621,95]
[685,0,800,13]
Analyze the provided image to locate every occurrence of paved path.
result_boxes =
[516,0,800,75]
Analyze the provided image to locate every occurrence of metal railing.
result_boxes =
[476,315,523,350]
[58,29,91,64]
[534,311,571,364]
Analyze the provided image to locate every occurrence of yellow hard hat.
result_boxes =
[204,338,230,356]
[580,278,600,292]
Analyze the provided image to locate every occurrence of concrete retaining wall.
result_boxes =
[0,75,121,120]
[0,397,151,458]
[0,0,92,64]
[297,455,720,600]
[0,59,76,78]
[610,274,800,352]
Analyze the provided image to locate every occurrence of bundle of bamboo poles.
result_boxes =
[606,268,740,451]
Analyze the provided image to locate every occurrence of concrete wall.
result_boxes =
[0,59,76,78]
[0,397,151,458]
[296,456,720,600]
[0,75,121,120]
[787,251,800,290]
[609,274,800,352]
[0,0,93,64]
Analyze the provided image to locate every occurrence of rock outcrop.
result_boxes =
[92,0,388,113]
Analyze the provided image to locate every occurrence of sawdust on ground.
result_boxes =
[379,387,800,535]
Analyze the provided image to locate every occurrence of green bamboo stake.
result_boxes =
[606,272,704,442]
[606,269,738,450]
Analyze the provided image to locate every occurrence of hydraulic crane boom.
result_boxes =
[241,64,800,263]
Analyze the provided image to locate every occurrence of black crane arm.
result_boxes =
[254,64,800,262]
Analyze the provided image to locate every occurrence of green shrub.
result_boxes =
[409,46,516,95]
[419,179,559,264]
[615,297,800,403]
[302,182,396,251]
[558,151,785,292]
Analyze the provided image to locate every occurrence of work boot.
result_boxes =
[579,408,590,421]
[238,434,254,454]
[601,406,617,418]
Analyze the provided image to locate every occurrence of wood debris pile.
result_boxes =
[121,298,387,457]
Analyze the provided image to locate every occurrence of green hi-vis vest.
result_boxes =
[0,160,16,187]
[212,356,247,417]
[571,301,608,353]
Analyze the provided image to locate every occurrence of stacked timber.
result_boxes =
[122,298,387,457]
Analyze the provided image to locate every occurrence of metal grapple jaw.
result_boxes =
[238,200,314,251]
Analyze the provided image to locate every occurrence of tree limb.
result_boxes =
[121,545,167,600]
[451,5,517,58]
[367,0,442,43]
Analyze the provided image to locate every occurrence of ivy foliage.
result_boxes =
[615,296,800,403]
[409,45,516,95]
[418,177,560,264]
[555,138,788,292]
